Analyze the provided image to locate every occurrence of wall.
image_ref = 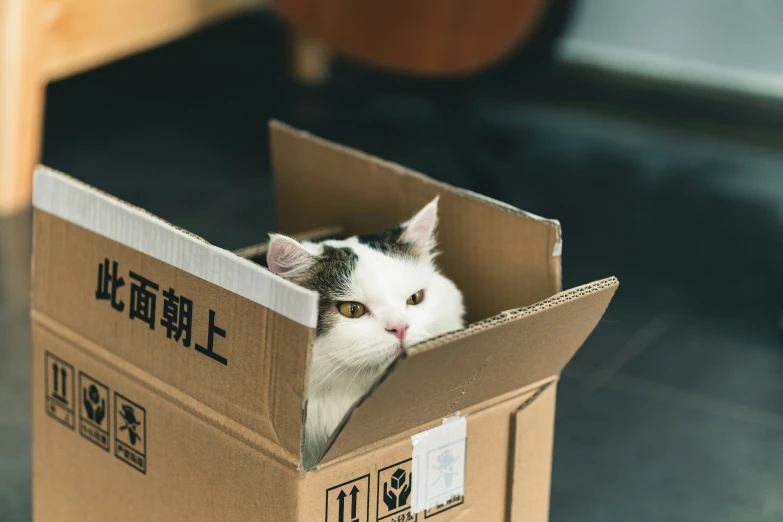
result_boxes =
[558,0,783,98]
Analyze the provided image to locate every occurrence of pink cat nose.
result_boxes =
[386,324,409,341]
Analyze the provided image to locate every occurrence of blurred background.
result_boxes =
[2,0,783,520]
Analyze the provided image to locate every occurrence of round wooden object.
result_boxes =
[275,0,548,76]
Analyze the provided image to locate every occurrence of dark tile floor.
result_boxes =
[3,12,783,522]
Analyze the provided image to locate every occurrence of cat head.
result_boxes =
[267,197,465,385]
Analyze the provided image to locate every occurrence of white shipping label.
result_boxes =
[410,415,467,513]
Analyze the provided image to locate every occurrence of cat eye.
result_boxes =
[337,301,366,318]
[407,289,425,305]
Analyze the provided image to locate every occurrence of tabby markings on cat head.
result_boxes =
[296,245,357,336]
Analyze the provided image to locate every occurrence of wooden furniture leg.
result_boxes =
[1,0,272,214]
[290,33,332,84]
[0,0,45,215]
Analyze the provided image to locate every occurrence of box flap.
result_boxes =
[232,226,345,265]
[270,121,562,322]
[31,166,317,461]
[508,382,557,522]
[319,277,618,464]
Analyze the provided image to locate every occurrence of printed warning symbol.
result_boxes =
[45,351,75,430]
[79,372,110,452]
[325,475,369,522]
[421,439,466,512]
[114,392,146,474]
[377,459,416,521]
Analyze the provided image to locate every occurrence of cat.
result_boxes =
[266,197,466,468]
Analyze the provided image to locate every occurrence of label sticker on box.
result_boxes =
[410,416,467,514]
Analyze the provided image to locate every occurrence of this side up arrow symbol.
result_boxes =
[350,485,360,521]
[336,490,347,522]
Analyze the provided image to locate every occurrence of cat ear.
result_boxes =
[267,234,318,277]
[399,196,439,255]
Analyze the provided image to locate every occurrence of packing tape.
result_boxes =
[410,415,467,514]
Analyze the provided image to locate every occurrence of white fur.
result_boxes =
[400,196,439,256]
[304,240,464,464]
[268,199,465,468]
[266,234,318,276]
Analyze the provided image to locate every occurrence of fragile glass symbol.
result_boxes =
[119,404,142,446]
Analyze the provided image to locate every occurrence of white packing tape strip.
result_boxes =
[410,415,467,514]
[32,166,319,328]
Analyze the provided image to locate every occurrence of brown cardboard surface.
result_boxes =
[270,121,562,323]
[233,226,346,269]
[315,378,556,471]
[33,304,556,522]
[321,278,617,464]
[32,209,312,459]
[32,121,619,521]
[509,383,557,522]
[302,384,553,522]
[32,321,302,522]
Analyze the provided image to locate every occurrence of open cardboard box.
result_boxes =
[31,121,617,521]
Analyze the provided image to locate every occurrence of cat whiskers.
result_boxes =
[312,342,369,360]
[313,355,367,393]
[342,340,406,392]
[310,348,372,392]
[310,339,390,393]
[309,338,374,384]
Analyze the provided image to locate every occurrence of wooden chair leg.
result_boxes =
[0,0,45,215]
[290,33,332,84]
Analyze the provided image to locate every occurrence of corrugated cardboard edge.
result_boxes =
[236,223,564,470]
[411,277,618,355]
[32,165,319,328]
[313,376,557,473]
[313,277,618,468]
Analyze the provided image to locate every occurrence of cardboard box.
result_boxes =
[31,121,617,521]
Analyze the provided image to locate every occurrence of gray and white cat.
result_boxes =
[266,197,465,467]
